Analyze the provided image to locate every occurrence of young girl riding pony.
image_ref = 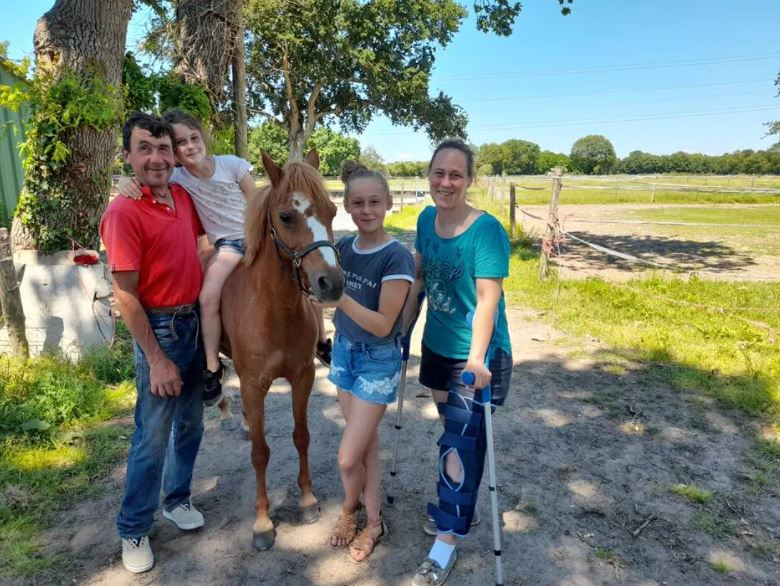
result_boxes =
[118,110,331,406]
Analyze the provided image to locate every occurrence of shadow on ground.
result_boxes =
[558,231,756,273]
[13,308,778,586]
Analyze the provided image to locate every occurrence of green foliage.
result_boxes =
[616,148,780,175]
[359,145,386,172]
[502,139,540,174]
[0,322,135,577]
[477,139,543,175]
[477,142,504,175]
[10,68,124,252]
[0,42,30,81]
[670,483,714,504]
[473,1,574,36]
[248,122,289,167]
[570,134,617,174]
[308,127,360,175]
[537,150,569,174]
[157,73,212,122]
[386,160,427,177]
[243,0,469,151]
[122,52,156,113]
[0,328,134,440]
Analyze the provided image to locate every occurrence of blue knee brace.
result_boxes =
[427,391,489,536]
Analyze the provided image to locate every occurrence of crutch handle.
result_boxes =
[461,371,492,405]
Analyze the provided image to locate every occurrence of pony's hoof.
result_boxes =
[252,529,276,551]
[220,418,239,432]
[300,504,320,525]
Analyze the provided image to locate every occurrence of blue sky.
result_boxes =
[3,1,779,162]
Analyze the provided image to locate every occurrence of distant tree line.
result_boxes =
[474,134,780,176]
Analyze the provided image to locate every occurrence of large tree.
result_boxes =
[243,0,469,159]
[141,1,574,161]
[570,134,617,175]
[10,0,134,251]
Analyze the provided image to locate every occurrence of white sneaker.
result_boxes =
[121,536,154,574]
[163,501,204,530]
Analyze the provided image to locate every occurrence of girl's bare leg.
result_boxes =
[200,249,242,372]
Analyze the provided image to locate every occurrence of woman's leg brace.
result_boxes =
[427,390,489,537]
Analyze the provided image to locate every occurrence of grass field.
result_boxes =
[484,174,780,205]
[0,326,135,577]
[385,200,780,426]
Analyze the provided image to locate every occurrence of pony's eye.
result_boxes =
[278,211,294,225]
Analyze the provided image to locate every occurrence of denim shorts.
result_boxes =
[419,342,513,406]
[327,333,402,405]
[214,237,245,255]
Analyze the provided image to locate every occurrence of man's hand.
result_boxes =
[149,354,183,397]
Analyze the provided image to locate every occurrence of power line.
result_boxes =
[457,79,768,104]
[362,104,780,136]
[481,89,770,117]
[437,53,780,83]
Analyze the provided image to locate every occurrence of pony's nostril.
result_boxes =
[317,275,329,292]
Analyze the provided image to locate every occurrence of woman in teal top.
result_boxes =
[405,138,512,586]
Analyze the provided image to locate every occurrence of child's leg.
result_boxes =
[361,429,381,522]
[336,390,387,515]
[199,249,242,373]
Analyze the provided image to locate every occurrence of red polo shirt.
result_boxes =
[100,183,204,308]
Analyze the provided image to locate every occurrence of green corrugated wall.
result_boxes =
[0,62,28,228]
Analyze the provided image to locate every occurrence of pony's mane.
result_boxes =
[243,160,333,267]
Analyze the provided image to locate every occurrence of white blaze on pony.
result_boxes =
[292,192,339,268]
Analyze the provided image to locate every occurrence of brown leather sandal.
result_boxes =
[348,516,388,563]
[329,505,360,549]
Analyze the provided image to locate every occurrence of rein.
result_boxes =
[268,214,341,295]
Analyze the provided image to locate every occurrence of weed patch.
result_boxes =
[0,323,135,578]
[670,483,714,504]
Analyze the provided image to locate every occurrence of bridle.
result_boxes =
[268,214,342,296]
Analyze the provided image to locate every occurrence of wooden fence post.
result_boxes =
[0,228,28,357]
[400,179,405,211]
[538,168,563,281]
[509,183,516,238]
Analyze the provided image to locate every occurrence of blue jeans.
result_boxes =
[327,332,402,405]
[116,311,205,539]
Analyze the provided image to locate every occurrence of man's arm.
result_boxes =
[112,271,183,397]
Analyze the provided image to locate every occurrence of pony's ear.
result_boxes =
[305,149,320,170]
[262,150,283,186]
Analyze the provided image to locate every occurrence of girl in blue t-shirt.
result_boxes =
[404,138,513,586]
[326,161,414,563]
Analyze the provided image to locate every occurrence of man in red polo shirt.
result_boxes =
[100,112,206,574]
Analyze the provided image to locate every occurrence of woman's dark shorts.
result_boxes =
[419,342,512,406]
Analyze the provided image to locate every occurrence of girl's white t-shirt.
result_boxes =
[171,155,252,243]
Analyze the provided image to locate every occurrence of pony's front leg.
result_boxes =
[291,364,320,524]
[241,378,276,550]
[216,396,238,431]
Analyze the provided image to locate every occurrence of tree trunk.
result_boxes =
[0,229,28,357]
[175,0,242,107]
[231,12,248,159]
[14,0,133,251]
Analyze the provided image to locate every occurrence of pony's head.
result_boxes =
[244,149,344,303]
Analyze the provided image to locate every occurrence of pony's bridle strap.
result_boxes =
[268,215,341,295]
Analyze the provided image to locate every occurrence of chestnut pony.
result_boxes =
[219,150,344,550]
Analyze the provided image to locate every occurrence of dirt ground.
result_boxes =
[15,296,778,586]
[517,203,780,282]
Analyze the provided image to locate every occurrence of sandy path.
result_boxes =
[22,299,778,586]
[517,203,780,282]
